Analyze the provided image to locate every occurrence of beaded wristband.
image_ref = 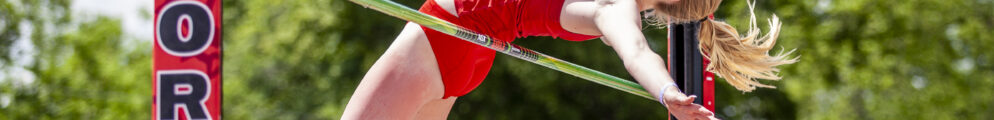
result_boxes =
[658,83,680,106]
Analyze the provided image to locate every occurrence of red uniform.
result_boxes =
[418,0,600,98]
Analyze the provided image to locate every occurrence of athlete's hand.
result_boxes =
[662,88,718,120]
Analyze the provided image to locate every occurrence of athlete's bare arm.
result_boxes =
[560,0,717,119]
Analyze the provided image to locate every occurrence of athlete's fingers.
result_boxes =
[696,105,713,116]
[673,108,701,120]
[674,103,711,120]
[694,113,710,120]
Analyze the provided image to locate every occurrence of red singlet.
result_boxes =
[418,0,600,98]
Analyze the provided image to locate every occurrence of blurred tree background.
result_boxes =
[1,0,151,119]
[2,0,993,119]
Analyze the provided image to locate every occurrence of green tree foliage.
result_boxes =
[1,0,151,119]
[0,0,21,62]
[736,0,994,119]
[220,0,418,119]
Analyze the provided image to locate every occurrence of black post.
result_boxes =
[667,21,711,120]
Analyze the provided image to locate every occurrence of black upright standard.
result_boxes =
[667,20,716,120]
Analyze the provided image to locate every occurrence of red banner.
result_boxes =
[153,0,221,119]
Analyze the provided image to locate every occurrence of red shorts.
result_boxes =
[418,0,599,98]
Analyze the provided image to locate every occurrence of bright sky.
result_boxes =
[72,0,154,39]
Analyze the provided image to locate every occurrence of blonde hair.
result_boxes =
[652,0,798,92]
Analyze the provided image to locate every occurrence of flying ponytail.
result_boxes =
[653,0,797,92]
